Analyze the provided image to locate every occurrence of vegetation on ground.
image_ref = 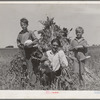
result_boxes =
[0,17,100,90]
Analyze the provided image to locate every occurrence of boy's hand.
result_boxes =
[24,43,37,48]
[31,39,38,45]
[25,43,33,48]
[18,44,24,49]
[74,45,83,50]
[26,40,38,48]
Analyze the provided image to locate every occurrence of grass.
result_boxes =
[0,47,100,90]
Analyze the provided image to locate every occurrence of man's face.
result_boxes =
[76,31,83,39]
[52,42,59,52]
[20,22,28,30]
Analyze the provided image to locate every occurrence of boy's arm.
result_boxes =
[81,40,89,53]
[69,40,75,51]
[82,40,89,48]
[40,52,48,62]
[74,45,83,50]
[30,32,38,45]
[59,50,68,68]
[69,40,79,51]
[17,34,24,49]
[75,40,89,50]
[74,40,89,53]
[26,32,38,48]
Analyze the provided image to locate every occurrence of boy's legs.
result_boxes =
[72,59,80,89]
[18,48,25,57]
[26,58,37,85]
[26,58,33,76]
[73,55,86,89]
[79,61,85,89]
[25,48,36,85]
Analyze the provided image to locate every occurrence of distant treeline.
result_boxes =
[5,46,14,48]
[4,44,100,49]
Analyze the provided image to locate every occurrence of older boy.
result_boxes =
[17,18,38,85]
[69,26,90,88]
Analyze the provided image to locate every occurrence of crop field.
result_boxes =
[0,48,18,63]
[86,46,100,90]
[0,47,100,90]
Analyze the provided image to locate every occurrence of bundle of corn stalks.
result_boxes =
[9,52,30,89]
[37,17,76,90]
[38,16,72,53]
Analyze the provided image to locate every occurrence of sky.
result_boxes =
[0,3,100,48]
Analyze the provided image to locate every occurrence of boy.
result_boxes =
[40,38,69,88]
[17,18,38,85]
[69,26,90,88]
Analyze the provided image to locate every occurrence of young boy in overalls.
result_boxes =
[69,27,90,88]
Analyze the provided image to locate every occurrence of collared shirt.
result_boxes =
[17,30,37,45]
[17,30,37,59]
[70,37,88,50]
[46,50,68,72]
[69,37,88,60]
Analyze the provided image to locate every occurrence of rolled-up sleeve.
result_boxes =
[30,31,37,41]
[82,40,89,48]
[59,50,68,67]
[17,34,21,47]
[69,40,75,51]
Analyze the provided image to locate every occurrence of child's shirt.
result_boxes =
[17,30,37,46]
[46,50,68,72]
[69,37,88,60]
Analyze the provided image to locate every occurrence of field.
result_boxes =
[85,46,100,90]
[0,47,100,90]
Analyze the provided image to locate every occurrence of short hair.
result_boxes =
[51,38,61,47]
[75,26,84,33]
[20,18,28,25]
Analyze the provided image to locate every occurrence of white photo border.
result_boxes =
[0,1,100,99]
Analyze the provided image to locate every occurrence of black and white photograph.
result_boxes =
[0,1,100,99]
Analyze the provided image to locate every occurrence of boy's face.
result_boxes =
[76,30,83,38]
[52,42,59,53]
[20,22,28,30]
